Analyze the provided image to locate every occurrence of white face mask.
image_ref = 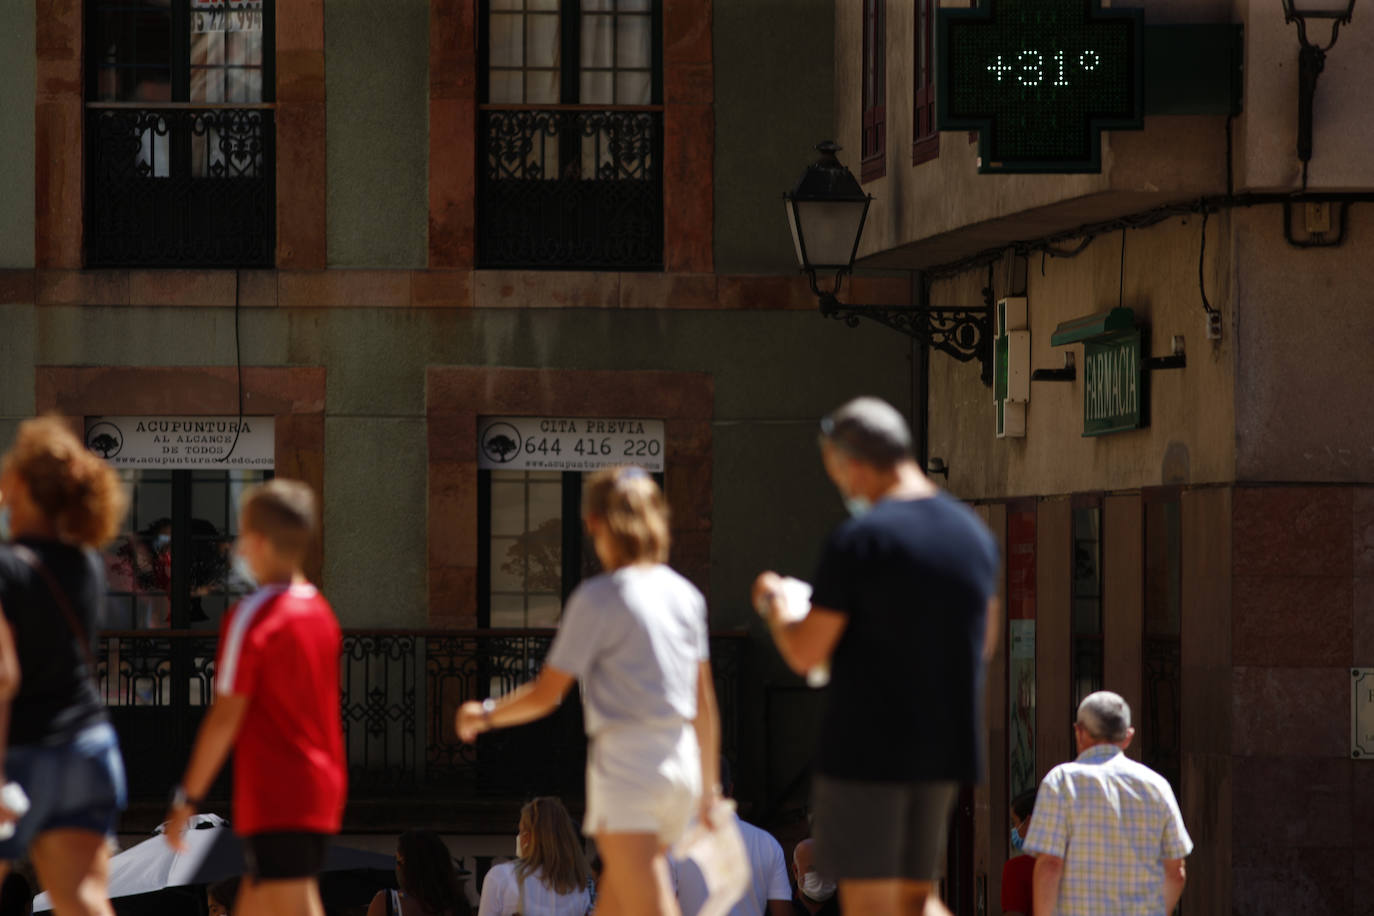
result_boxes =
[843,496,872,518]
[800,870,836,902]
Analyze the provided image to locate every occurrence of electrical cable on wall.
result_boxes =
[220,273,245,463]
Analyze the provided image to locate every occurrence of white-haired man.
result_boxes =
[1024,691,1193,915]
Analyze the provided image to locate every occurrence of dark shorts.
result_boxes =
[244,832,331,881]
[811,774,958,882]
[0,721,126,859]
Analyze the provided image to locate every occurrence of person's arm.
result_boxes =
[457,665,576,743]
[752,572,846,676]
[1163,857,1186,914]
[1032,854,1064,916]
[766,901,792,916]
[365,890,386,916]
[165,693,249,850]
[693,660,722,826]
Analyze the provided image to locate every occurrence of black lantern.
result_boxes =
[783,141,873,298]
[782,142,994,385]
[1281,0,1358,184]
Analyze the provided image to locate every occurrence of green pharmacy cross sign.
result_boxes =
[937,0,1144,173]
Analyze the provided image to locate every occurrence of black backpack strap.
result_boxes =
[12,544,99,680]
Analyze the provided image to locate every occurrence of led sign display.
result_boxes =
[937,0,1144,173]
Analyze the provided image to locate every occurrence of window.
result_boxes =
[1006,505,1037,801]
[1070,499,1104,710]
[477,468,662,627]
[103,470,271,632]
[85,0,276,267]
[861,0,886,182]
[477,0,664,270]
[913,0,939,164]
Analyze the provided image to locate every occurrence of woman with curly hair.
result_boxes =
[478,797,593,916]
[369,829,472,916]
[0,416,128,915]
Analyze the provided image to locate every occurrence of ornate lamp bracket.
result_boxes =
[816,287,994,387]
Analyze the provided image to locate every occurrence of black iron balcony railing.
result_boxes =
[95,629,743,804]
[85,104,276,268]
[477,106,663,270]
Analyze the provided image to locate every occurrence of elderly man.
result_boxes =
[755,397,999,916]
[791,838,840,915]
[1024,691,1192,915]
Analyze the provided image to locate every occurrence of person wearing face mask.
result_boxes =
[753,397,1000,916]
[1000,789,1038,916]
[478,797,593,916]
[790,839,839,915]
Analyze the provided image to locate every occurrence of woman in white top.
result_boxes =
[458,467,722,916]
[478,797,593,916]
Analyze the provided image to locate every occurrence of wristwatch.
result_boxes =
[481,698,496,727]
[170,784,202,812]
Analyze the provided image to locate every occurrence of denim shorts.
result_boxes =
[0,721,127,859]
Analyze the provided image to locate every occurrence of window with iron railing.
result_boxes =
[85,0,275,267]
[477,0,664,270]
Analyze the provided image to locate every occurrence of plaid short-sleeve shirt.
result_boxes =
[1023,744,1192,916]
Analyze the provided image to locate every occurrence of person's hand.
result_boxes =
[164,803,193,852]
[456,700,490,744]
[0,777,19,826]
[699,784,724,830]
[752,571,785,620]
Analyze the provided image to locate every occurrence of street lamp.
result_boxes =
[1281,0,1358,184]
[783,142,993,385]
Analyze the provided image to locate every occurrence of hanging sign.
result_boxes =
[84,417,274,469]
[1082,331,1142,436]
[478,417,665,472]
[192,0,263,33]
[937,0,1144,173]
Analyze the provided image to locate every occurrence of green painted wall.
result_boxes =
[325,0,429,267]
[0,0,35,268]
[713,0,835,275]
[9,305,909,627]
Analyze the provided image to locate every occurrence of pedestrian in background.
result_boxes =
[371,829,471,916]
[1000,789,1037,916]
[790,839,839,916]
[478,797,591,916]
[458,467,721,916]
[754,397,999,916]
[1024,691,1191,915]
[0,417,125,916]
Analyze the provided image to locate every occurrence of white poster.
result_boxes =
[85,417,274,470]
[478,417,665,472]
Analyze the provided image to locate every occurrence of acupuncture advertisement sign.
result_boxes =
[84,417,274,470]
[478,417,665,473]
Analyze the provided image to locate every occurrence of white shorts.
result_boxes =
[583,722,700,845]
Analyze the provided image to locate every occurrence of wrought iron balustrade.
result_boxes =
[85,105,275,268]
[96,628,744,803]
[478,107,663,270]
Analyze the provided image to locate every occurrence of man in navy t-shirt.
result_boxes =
[754,397,999,916]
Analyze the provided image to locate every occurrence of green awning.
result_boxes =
[1051,307,1137,346]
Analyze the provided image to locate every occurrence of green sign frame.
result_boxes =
[1081,330,1143,436]
[937,0,1145,173]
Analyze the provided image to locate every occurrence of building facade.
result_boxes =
[0,0,906,862]
[837,0,1374,913]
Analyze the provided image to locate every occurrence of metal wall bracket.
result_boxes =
[819,294,993,386]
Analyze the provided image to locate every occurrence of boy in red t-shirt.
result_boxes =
[165,479,346,916]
